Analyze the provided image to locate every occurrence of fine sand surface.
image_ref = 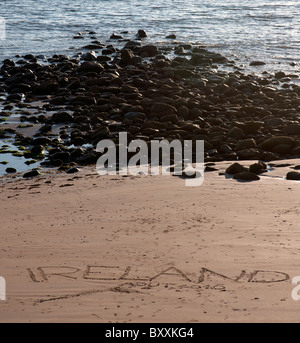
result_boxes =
[0,160,300,323]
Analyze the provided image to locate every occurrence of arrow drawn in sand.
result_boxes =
[34,286,144,305]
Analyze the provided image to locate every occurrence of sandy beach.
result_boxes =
[0,160,300,323]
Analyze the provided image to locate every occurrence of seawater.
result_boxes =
[0,0,299,74]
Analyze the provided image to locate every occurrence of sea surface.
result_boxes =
[0,0,299,74]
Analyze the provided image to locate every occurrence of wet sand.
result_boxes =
[0,160,300,323]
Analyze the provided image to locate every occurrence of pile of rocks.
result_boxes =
[0,31,299,176]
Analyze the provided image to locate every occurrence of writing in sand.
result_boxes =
[26,265,290,285]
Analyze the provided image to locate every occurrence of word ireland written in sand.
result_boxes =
[26,265,290,285]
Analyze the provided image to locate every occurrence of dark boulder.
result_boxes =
[23,170,41,178]
[6,167,17,174]
[51,111,74,124]
[137,30,147,38]
[249,162,267,174]
[259,136,295,151]
[237,148,261,160]
[225,162,247,174]
[286,171,300,181]
[78,61,104,73]
[138,45,158,57]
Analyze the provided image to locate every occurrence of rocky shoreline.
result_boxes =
[0,31,300,181]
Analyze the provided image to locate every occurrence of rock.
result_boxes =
[71,137,84,146]
[177,105,189,120]
[141,128,159,136]
[51,159,63,167]
[124,112,146,120]
[237,148,261,160]
[174,46,184,55]
[32,137,52,145]
[137,30,147,38]
[97,56,111,62]
[102,47,116,55]
[50,96,68,105]
[71,95,96,105]
[7,93,23,102]
[243,121,264,134]
[82,44,103,50]
[284,124,300,135]
[8,83,31,93]
[73,34,84,39]
[205,166,218,172]
[266,118,284,127]
[23,170,41,178]
[151,103,176,115]
[237,138,257,151]
[70,148,84,160]
[218,144,232,154]
[166,34,176,39]
[138,45,158,57]
[30,145,44,155]
[76,151,98,165]
[124,41,141,50]
[71,96,96,105]
[78,61,104,73]
[120,49,135,65]
[233,172,260,181]
[291,146,300,155]
[190,53,211,66]
[81,51,97,61]
[250,61,266,66]
[160,114,178,124]
[110,33,123,40]
[51,151,70,162]
[34,82,58,95]
[275,71,286,79]
[249,162,267,174]
[224,86,238,97]
[90,127,110,142]
[227,127,245,140]
[260,151,279,162]
[271,144,291,155]
[51,112,74,124]
[5,167,16,173]
[226,162,247,175]
[67,167,80,174]
[173,68,193,78]
[286,171,300,181]
[259,136,295,151]
[39,124,52,133]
